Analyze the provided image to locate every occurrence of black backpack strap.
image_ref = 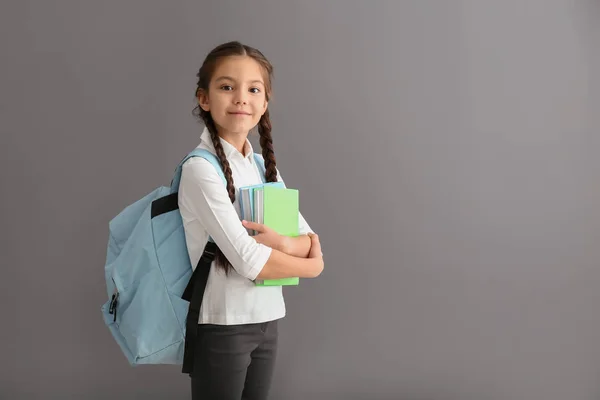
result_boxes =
[181,241,217,375]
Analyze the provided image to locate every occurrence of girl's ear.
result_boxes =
[197,89,210,112]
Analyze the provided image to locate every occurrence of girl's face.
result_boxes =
[198,55,269,136]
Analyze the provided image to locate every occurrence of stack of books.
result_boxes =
[239,182,300,286]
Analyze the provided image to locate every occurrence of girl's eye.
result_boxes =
[249,87,261,94]
[220,85,233,91]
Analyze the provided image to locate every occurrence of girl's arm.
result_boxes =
[282,235,312,258]
[242,220,313,258]
[255,233,323,279]
[179,158,321,281]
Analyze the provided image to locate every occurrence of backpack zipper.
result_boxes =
[108,278,119,323]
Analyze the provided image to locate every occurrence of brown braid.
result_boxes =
[201,112,237,275]
[191,41,275,275]
[203,115,236,203]
[258,109,278,183]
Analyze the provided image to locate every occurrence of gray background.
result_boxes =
[2,1,599,399]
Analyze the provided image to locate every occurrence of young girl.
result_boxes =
[177,41,324,400]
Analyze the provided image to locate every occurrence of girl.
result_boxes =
[177,41,324,400]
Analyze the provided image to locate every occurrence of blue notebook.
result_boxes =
[239,182,284,235]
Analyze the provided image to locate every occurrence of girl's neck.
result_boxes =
[218,130,249,156]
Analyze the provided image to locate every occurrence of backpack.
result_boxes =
[101,148,268,371]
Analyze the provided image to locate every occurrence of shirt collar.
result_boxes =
[199,126,254,160]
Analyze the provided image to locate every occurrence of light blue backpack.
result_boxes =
[101,148,268,371]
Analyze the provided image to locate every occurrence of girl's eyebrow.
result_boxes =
[215,76,264,85]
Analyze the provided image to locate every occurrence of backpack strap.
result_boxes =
[181,240,217,375]
[170,149,224,375]
[170,149,226,194]
[253,153,267,183]
[172,150,267,190]
[176,150,267,376]
[168,149,225,246]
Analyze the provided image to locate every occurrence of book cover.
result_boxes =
[239,182,284,235]
[253,185,300,286]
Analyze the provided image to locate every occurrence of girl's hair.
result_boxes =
[192,41,278,276]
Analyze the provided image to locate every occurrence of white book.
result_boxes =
[254,188,263,225]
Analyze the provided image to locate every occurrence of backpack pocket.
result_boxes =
[102,269,189,364]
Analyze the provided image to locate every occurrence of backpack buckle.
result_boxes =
[204,249,215,257]
[203,242,217,258]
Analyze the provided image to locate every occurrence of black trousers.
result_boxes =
[190,319,279,400]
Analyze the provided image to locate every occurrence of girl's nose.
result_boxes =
[234,92,248,105]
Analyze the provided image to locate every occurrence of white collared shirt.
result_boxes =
[178,127,315,325]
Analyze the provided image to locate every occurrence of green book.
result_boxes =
[254,185,300,286]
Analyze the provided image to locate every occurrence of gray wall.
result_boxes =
[2,1,599,399]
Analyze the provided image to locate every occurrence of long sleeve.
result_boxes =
[178,157,272,281]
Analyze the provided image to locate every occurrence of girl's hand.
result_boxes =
[242,220,290,253]
[307,232,324,276]
[307,233,322,259]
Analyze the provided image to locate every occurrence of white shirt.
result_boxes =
[178,127,315,325]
